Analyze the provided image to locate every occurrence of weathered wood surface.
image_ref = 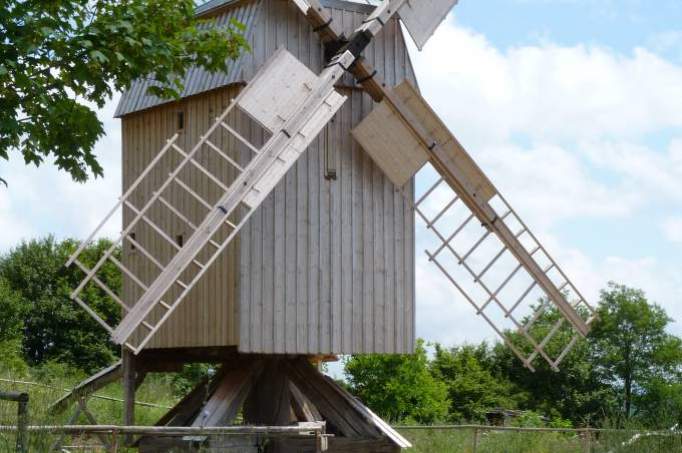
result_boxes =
[119,0,417,354]
[50,360,122,414]
[351,100,428,188]
[136,356,407,451]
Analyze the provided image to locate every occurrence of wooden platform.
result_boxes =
[136,355,410,452]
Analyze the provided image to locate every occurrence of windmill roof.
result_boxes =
[114,0,377,117]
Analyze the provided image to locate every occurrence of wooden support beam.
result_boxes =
[122,349,136,445]
[290,381,322,422]
[286,358,411,448]
[285,359,377,439]
[136,346,239,371]
[50,361,122,414]
[243,359,293,426]
[191,361,262,427]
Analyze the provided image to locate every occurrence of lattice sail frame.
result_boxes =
[66,48,350,353]
[352,81,597,371]
[411,169,596,371]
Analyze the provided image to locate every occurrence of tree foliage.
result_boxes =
[490,302,617,425]
[0,0,248,184]
[430,343,524,422]
[0,236,121,372]
[343,284,682,427]
[589,283,682,423]
[344,340,449,424]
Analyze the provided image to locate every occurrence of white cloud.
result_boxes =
[579,140,682,203]
[0,96,121,252]
[662,217,682,244]
[410,24,682,147]
[407,20,682,345]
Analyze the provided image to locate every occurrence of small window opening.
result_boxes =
[176,234,184,247]
[129,233,136,251]
[324,118,337,181]
[177,111,185,131]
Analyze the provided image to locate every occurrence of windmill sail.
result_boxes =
[352,81,597,371]
[67,48,348,353]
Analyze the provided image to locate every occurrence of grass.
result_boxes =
[398,427,682,453]
[1,369,681,452]
[0,368,177,452]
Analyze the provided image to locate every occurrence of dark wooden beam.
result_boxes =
[135,346,240,372]
[285,358,378,438]
[122,349,136,445]
[243,359,293,426]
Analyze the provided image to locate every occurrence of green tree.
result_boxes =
[1,0,248,185]
[492,331,615,425]
[0,277,24,341]
[344,340,449,424]
[0,278,28,374]
[491,300,616,425]
[430,343,524,422]
[0,236,122,372]
[589,283,682,423]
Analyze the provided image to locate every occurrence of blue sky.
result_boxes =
[458,0,682,59]
[0,0,681,352]
[408,0,682,346]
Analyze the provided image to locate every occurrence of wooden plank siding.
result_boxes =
[120,0,416,354]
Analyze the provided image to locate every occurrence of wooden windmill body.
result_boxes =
[117,0,417,356]
[62,0,598,451]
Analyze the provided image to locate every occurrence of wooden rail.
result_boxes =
[0,423,329,453]
[0,422,327,436]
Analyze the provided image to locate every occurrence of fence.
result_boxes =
[0,392,27,453]
[0,423,329,453]
[0,421,681,452]
[397,424,682,453]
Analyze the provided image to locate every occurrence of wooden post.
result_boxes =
[583,429,592,453]
[243,359,293,452]
[0,391,29,453]
[122,349,135,444]
[472,427,479,453]
[110,429,119,453]
[16,392,28,453]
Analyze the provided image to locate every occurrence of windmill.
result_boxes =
[61,0,597,450]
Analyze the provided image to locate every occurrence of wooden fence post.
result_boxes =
[0,391,29,453]
[583,428,592,453]
[472,427,479,453]
[15,392,28,453]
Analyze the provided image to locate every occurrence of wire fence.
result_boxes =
[1,379,681,452]
[397,424,682,453]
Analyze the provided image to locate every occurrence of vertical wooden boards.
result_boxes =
[121,86,242,350]
[117,1,417,355]
[235,3,416,356]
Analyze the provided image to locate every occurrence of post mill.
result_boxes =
[58,0,598,451]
